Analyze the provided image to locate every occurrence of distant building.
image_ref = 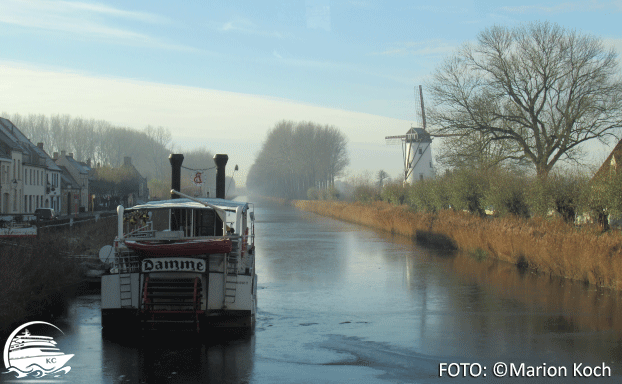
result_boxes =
[0,118,62,214]
[54,150,90,212]
[593,139,622,180]
[57,165,81,215]
[91,157,149,209]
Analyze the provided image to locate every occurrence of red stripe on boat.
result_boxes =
[125,238,232,256]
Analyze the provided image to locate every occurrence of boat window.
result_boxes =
[194,209,223,237]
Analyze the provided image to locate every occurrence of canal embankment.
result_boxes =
[0,212,117,332]
[287,199,622,291]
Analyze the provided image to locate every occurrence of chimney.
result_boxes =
[37,142,43,150]
[214,154,228,199]
[124,157,131,166]
[169,154,184,199]
[61,150,66,158]
[68,153,73,158]
[169,154,184,231]
[53,152,59,160]
[87,158,91,167]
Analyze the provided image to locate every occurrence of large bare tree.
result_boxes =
[428,21,622,177]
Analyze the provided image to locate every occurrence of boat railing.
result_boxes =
[124,221,155,239]
[111,249,141,273]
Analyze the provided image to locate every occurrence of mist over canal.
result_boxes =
[21,201,622,383]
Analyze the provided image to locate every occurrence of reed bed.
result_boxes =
[290,200,622,290]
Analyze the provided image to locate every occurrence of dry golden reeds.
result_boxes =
[290,200,622,290]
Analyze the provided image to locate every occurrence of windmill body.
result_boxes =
[385,85,435,184]
[404,127,434,183]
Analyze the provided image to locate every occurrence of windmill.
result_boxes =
[385,85,434,184]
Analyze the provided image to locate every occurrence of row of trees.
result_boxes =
[247,121,349,199]
[5,113,174,181]
[3,113,224,199]
[348,167,620,228]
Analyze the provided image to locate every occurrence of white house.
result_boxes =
[55,150,90,212]
[0,118,62,214]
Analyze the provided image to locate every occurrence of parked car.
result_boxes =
[35,208,57,221]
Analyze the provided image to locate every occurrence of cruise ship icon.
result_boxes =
[6,328,73,376]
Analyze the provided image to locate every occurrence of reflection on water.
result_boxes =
[102,334,254,383]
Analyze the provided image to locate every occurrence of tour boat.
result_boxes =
[101,154,257,333]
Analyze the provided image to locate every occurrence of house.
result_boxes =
[0,118,62,214]
[586,139,622,228]
[91,157,149,209]
[594,139,622,180]
[54,150,90,212]
[58,165,82,215]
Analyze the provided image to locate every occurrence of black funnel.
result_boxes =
[169,154,184,199]
[214,154,228,199]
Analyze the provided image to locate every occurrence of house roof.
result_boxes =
[593,139,622,181]
[0,118,62,172]
[58,165,81,190]
[405,127,432,143]
[64,156,89,174]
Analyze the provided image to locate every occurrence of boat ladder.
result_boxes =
[141,276,204,332]
[119,273,132,308]
[224,248,239,306]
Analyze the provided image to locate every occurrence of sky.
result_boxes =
[1,0,621,185]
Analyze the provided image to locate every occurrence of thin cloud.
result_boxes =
[500,0,618,13]
[0,0,197,52]
[56,1,170,23]
[218,18,293,39]
[371,40,456,57]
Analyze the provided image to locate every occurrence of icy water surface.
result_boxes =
[4,201,622,383]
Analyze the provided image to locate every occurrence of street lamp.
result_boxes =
[11,179,18,212]
[226,165,238,197]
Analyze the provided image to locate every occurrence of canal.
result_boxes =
[6,201,622,383]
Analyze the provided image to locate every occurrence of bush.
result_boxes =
[307,187,319,200]
[447,168,487,216]
[381,183,407,205]
[319,186,339,200]
[407,178,446,212]
[484,169,529,218]
[352,184,380,203]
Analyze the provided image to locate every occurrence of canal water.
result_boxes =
[4,201,622,383]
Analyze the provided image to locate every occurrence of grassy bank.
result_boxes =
[289,199,622,290]
[0,215,117,331]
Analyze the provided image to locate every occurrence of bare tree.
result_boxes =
[428,21,622,177]
[435,131,526,170]
[144,125,172,180]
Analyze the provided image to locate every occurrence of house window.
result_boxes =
[418,148,423,155]
[420,173,424,180]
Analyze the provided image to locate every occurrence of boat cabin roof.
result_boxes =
[126,197,250,213]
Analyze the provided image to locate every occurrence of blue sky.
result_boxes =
[1,0,621,184]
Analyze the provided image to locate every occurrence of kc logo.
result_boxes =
[2,321,73,379]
